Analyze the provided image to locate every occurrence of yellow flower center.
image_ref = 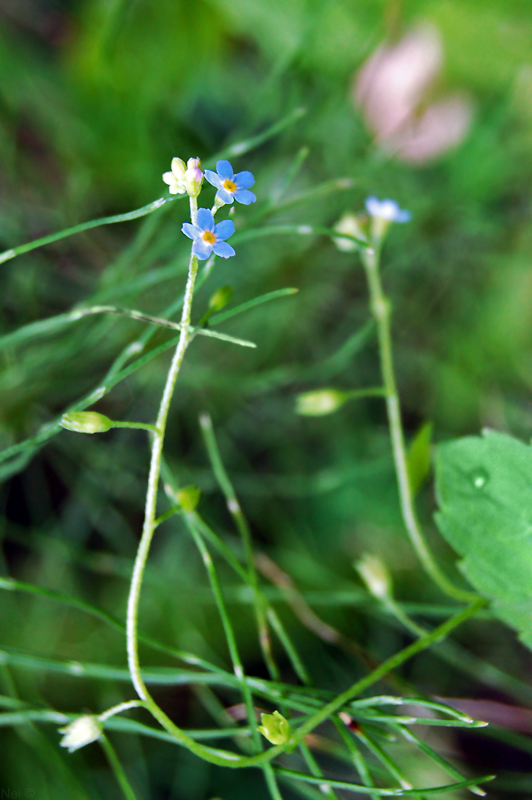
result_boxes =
[223,179,237,193]
[202,231,216,244]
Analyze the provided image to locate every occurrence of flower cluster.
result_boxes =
[334,196,411,251]
[163,157,203,197]
[163,157,256,261]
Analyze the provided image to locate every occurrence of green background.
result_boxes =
[1,0,532,797]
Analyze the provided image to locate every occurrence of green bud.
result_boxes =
[295,389,347,417]
[355,553,391,600]
[60,411,113,434]
[258,711,291,745]
[208,285,234,312]
[176,485,201,513]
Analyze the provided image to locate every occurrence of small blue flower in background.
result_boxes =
[182,208,236,260]
[205,160,256,206]
[365,197,411,223]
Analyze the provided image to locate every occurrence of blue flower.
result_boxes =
[365,197,411,223]
[182,208,236,260]
[204,160,256,206]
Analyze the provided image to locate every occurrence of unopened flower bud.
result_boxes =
[355,553,391,600]
[208,285,234,312]
[177,485,201,513]
[163,157,187,195]
[60,411,113,434]
[334,213,367,252]
[185,157,204,197]
[59,715,102,753]
[295,389,347,417]
[258,711,291,745]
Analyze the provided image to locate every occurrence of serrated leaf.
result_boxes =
[434,431,532,648]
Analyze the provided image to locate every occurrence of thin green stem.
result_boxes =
[274,767,494,796]
[199,412,278,679]
[266,608,312,686]
[100,735,139,800]
[353,727,415,793]
[360,247,478,604]
[112,421,161,435]
[197,415,339,795]
[0,197,176,265]
[98,700,146,723]
[335,720,380,800]
[126,195,200,702]
[186,517,284,800]
[295,599,486,739]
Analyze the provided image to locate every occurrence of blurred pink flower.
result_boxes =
[354,24,473,164]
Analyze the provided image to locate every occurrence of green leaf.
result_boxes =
[406,421,433,496]
[434,430,532,648]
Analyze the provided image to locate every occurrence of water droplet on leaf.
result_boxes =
[471,468,489,489]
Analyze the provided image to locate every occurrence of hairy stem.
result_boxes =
[361,246,478,604]
[126,196,199,701]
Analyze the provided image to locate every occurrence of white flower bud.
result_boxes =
[355,553,391,600]
[162,157,187,195]
[59,715,102,753]
[334,213,367,252]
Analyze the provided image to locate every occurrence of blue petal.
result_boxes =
[193,240,213,260]
[396,209,411,223]
[181,222,198,240]
[365,196,381,216]
[215,188,234,205]
[214,219,235,240]
[234,170,254,189]
[212,240,235,259]
[216,160,234,180]
[205,169,223,189]
[196,207,215,232]
[234,189,256,205]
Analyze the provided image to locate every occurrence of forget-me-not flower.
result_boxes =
[182,208,235,260]
[365,197,411,223]
[205,160,256,206]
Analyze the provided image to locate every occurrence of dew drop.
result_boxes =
[471,468,489,489]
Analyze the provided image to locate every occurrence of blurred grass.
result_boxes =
[1,0,532,797]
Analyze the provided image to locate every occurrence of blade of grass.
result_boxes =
[274,768,495,796]
[99,735,140,800]
[0,198,177,265]
[0,305,256,351]
[184,515,284,800]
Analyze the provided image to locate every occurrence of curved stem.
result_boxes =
[98,700,146,723]
[361,247,478,604]
[126,196,200,702]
